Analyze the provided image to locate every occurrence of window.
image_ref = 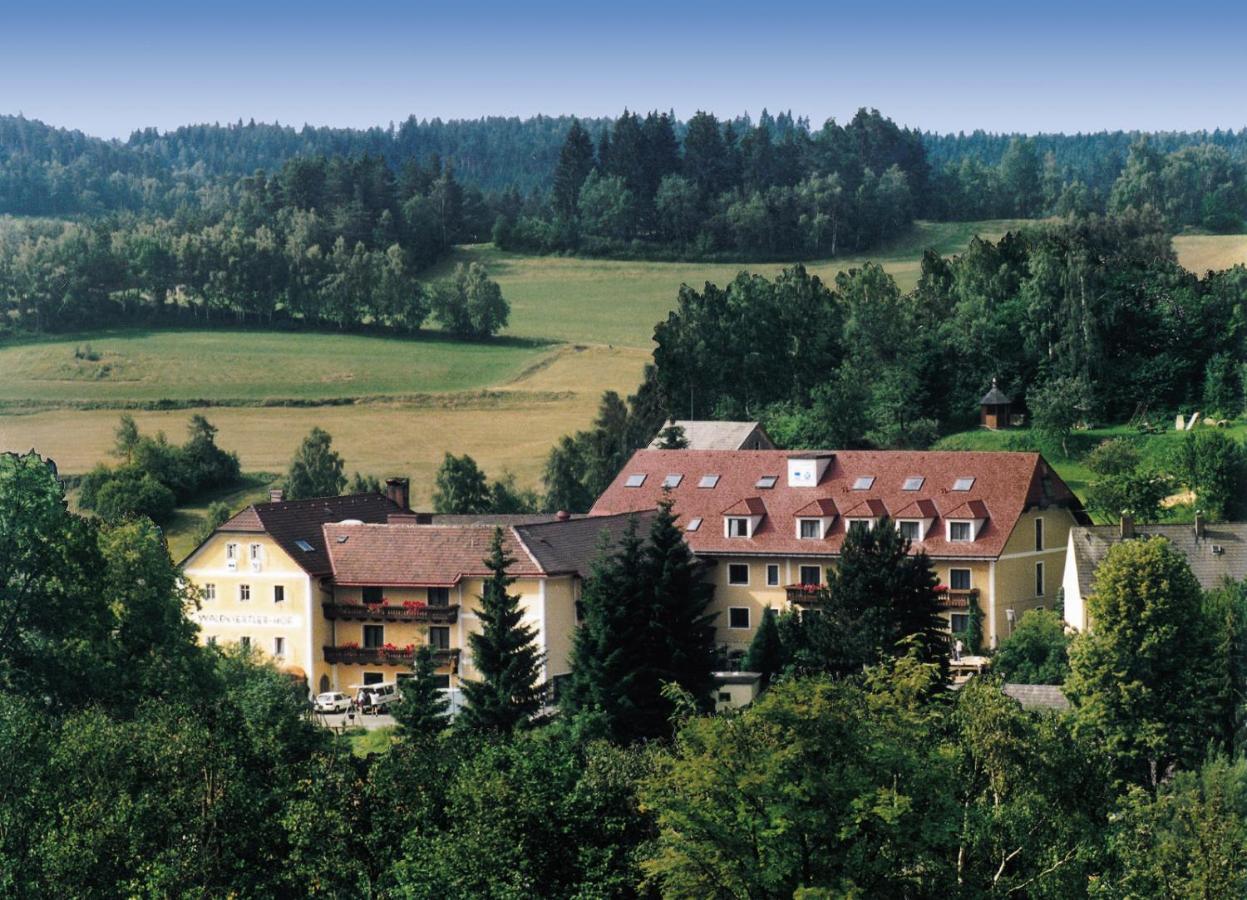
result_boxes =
[238,584,251,602]
[949,521,973,542]
[902,476,925,491]
[433,674,451,689]
[662,473,683,488]
[1035,517,1044,552]
[428,587,450,607]
[766,564,780,586]
[898,520,921,541]
[728,607,751,629]
[204,583,216,602]
[625,473,646,488]
[249,543,262,562]
[726,517,750,538]
[206,635,218,647]
[728,564,750,585]
[685,517,703,532]
[294,539,314,552]
[949,568,972,591]
[1035,562,1045,597]
[799,565,822,586]
[273,585,285,603]
[799,519,822,539]
[239,636,251,651]
[846,518,873,532]
[852,476,875,490]
[225,543,238,569]
[952,477,975,491]
[756,475,778,489]
[429,626,450,650]
[951,613,970,633]
[363,672,384,686]
[718,691,732,703]
[273,636,286,658]
[698,474,720,488]
[574,600,585,622]
[363,625,384,648]
[362,586,383,605]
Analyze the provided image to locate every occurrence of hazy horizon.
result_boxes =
[5,0,1246,141]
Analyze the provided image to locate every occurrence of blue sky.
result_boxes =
[3,0,1245,139]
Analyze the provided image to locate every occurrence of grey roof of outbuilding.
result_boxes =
[649,420,774,450]
[514,510,659,578]
[1070,523,1247,598]
[1003,683,1070,711]
[980,382,1012,405]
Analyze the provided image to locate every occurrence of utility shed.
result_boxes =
[980,378,1013,430]
[649,420,775,451]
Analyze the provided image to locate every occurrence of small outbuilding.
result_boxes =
[979,378,1013,430]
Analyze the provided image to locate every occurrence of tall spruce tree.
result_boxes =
[392,645,450,741]
[552,119,596,220]
[562,518,651,741]
[744,606,784,687]
[459,528,543,733]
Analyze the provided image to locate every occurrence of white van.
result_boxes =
[354,682,400,714]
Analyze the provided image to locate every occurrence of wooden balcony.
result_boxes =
[323,646,460,667]
[785,584,830,605]
[937,589,980,610]
[322,602,459,624]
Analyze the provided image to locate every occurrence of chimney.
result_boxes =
[1195,512,1205,539]
[268,488,284,503]
[385,477,410,510]
[556,509,571,521]
[1119,514,1134,539]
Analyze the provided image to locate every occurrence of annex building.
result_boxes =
[591,449,1089,653]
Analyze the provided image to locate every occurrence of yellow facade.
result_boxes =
[985,507,1079,648]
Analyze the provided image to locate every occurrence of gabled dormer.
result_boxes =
[892,498,938,542]
[723,497,767,539]
[841,498,888,532]
[793,497,838,540]
[944,499,989,542]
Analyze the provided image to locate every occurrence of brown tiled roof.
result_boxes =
[946,499,991,519]
[843,498,889,519]
[794,498,839,517]
[723,497,767,516]
[893,498,939,519]
[199,493,406,574]
[325,523,544,586]
[589,449,1084,559]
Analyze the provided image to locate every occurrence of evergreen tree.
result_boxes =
[285,427,346,500]
[392,645,450,742]
[459,528,543,733]
[744,606,784,686]
[551,119,596,220]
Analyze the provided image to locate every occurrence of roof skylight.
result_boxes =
[295,540,314,552]
[952,477,976,491]
[698,474,720,489]
[902,476,924,491]
[852,476,875,491]
[662,474,683,489]
[685,517,703,532]
[756,475,778,489]
[625,474,647,488]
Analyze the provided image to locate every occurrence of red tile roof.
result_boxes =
[589,449,1084,559]
[723,497,767,516]
[893,498,939,519]
[842,498,890,519]
[794,498,839,517]
[325,524,544,586]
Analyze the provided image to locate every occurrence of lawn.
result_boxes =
[433,219,1038,348]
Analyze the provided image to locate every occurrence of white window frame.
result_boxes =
[204,583,216,602]
[273,584,285,603]
[797,518,823,540]
[1035,561,1045,597]
[685,517,703,532]
[798,565,823,586]
[947,520,974,542]
[698,474,720,488]
[902,476,925,491]
[726,517,751,538]
[727,563,750,586]
[766,564,780,586]
[949,568,972,591]
[852,476,875,490]
[952,477,976,491]
[845,517,875,532]
[662,474,683,489]
[249,542,262,572]
[756,475,778,489]
[897,519,923,542]
[625,473,647,488]
[225,542,239,570]
[238,584,251,602]
[728,607,751,630]
[273,636,286,658]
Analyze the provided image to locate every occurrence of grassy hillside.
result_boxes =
[1172,232,1247,274]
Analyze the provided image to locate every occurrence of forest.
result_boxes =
[6,449,1247,897]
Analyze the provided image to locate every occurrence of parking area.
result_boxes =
[314,710,396,731]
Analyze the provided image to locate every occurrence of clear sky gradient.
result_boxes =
[3,0,1245,139]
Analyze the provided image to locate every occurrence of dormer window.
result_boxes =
[625,474,647,488]
[897,520,923,541]
[798,519,822,539]
[845,518,875,532]
[756,475,778,489]
[726,517,751,538]
[698,474,720,489]
[948,521,974,542]
[662,474,683,489]
[952,477,975,492]
[852,476,875,491]
[685,517,703,532]
[902,476,924,491]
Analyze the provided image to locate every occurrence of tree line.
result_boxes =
[8,450,1247,895]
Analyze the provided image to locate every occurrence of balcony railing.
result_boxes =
[323,645,461,667]
[322,602,459,624]
[937,589,980,610]
[785,584,830,605]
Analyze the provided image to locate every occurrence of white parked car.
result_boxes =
[314,692,351,713]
